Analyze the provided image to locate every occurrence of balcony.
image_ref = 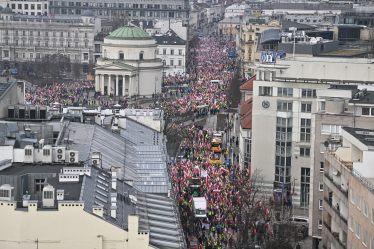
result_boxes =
[324,197,347,224]
[323,221,347,249]
[324,172,348,198]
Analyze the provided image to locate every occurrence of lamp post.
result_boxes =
[292,178,297,216]
[229,16,233,42]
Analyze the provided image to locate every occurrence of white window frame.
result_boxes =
[349,215,354,232]
[357,194,362,211]
[319,199,323,210]
[321,124,341,135]
[356,221,361,239]
[320,162,324,172]
[351,188,355,204]
[363,229,367,247]
[364,200,368,218]
[318,219,322,229]
[371,237,374,249]
[319,181,323,191]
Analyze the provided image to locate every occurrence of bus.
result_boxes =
[211,132,223,153]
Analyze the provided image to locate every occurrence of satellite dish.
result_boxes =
[333,169,338,176]
[324,141,329,148]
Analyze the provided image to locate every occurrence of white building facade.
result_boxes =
[251,57,374,208]
[154,33,186,76]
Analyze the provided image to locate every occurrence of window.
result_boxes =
[371,238,374,249]
[300,118,311,142]
[356,222,361,239]
[22,52,26,58]
[300,147,310,157]
[83,53,88,60]
[362,107,374,116]
[319,181,323,191]
[30,53,33,59]
[178,60,182,66]
[277,102,292,111]
[15,52,18,58]
[163,49,166,55]
[119,52,124,60]
[60,32,63,37]
[75,54,78,60]
[357,194,361,210]
[179,49,183,55]
[170,49,174,55]
[301,103,312,113]
[350,215,354,232]
[139,52,144,60]
[321,124,341,135]
[318,219,322,229]
[364,200,368,217]
[85,42,87,48]
[30,40,33,46]
[170,60,174,66]
[363,229,367,246]
[320,162,324,172]
[319,199,323,210]
[319,101,326,111]
[259,86,272,96]
[278,87,293,97]
[15,40,18,46]
[43,149,50,156]
[35,179,45,192]
[301,168,310,204]
[75,42,78,48]
[60,42,63,47]
[37,41,40,47]
[4,51,9,58]
[53,32,56,37]
[301,89,316,98]
[351,188,355,204]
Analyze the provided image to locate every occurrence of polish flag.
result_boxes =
[266,209,270,216]
[220,167,228,173]
[213,189,220,194]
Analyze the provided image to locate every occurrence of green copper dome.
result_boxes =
[106,26,153,40]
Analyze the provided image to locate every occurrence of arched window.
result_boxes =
[119,51,124,60]
[139,51,144,60]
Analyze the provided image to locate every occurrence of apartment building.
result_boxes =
[154,32,186,76]
[251,57,374,208]
[309,85,374,249]
[218,16,240,39]
[0,8,100,72]
[48,0,189,20]
[322,127,374,249]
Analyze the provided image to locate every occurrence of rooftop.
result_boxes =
[343,127,374,148]
[240,75,255,91]
[348,90,374,105]
[220,16,241,24]
[240,98,253,129]
[154,33,186,45]
[282,20,316,31]
[106,26,154,41]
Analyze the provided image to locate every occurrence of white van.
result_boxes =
[193,197,207,218]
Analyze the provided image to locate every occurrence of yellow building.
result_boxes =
[236,19,281,78]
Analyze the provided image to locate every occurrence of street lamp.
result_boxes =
[292,178,297,216]
[229,16,233,42]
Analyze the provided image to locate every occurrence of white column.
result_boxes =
[101,74,105,95]
[116,75,119,96]
[129,75,132,98]
[95,74,99,91]
[108,74,112,95]
[122,75,126,96]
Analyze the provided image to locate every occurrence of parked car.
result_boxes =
[289,216,309,229]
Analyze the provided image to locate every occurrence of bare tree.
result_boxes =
[72,62,81,80]
[41,54,71,83]
[111,11,128,31]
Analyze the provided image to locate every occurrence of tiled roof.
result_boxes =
[240,75,256,91]
[240,98,252,116]
[240,98,252,129]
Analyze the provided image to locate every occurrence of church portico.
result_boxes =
[95,26,162,97]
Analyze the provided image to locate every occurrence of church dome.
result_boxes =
[1,7,13,13]
[106,26,153,40]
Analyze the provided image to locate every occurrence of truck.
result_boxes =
[189,178,201,197]
[192,197,207,219]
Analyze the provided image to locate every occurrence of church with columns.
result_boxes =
[95,26,163,97]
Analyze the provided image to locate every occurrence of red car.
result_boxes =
[188,236,199,249]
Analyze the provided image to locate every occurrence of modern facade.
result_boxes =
[6,0,49,16]
[309,85,374,249]
[154,33,186,76]
[0,8,100,73]
[95,26,162,97]
[251,57,374,208]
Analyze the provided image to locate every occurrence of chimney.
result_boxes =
[56,189,64,200]
[93,205,104,217]
[23,193,30,207]
[111,166,117,189]
[42,185,55,208]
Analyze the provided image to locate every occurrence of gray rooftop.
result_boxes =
[343,127,374,147]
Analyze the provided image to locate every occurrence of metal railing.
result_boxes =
[324,172,348,198]
[352,168,374,191]
[323,221,347,249]
[324,197,347,224]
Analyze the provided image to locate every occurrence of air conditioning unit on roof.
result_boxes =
[66,150,79,163]
[53,147,66,162]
